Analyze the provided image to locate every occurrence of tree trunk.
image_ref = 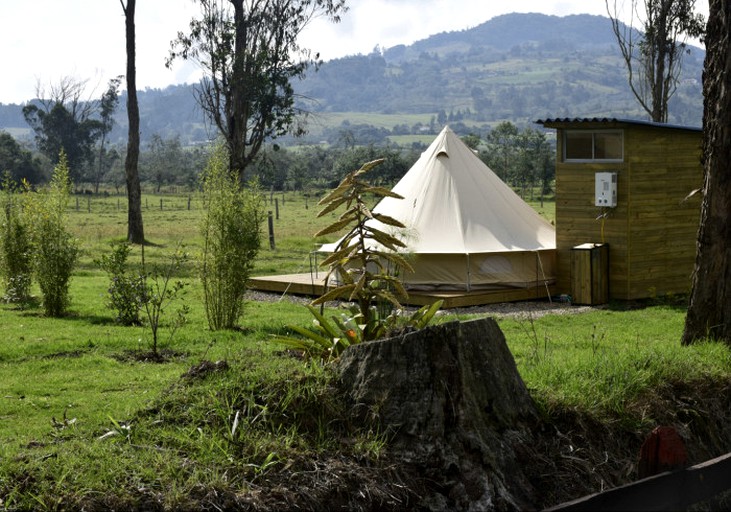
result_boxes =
[229,0,248,182]
[95,131,105,195]
[682,0,731,345]
[651,2,670,123]
[336,318,540,511]
[122,0,145,244]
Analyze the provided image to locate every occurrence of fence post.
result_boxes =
[268,211,275,250]
[275,198,279,220]
[160,198,163,211]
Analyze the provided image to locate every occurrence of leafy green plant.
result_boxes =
[96,241,146,326]
[99,416,133,443]
[276,301,443,360]
[24,151,79,317]
[274,158,442,359]
[315,159,413,327]
[140,244,190,356]
[96,240,189,353]
[199,143,264,330]
[0,173,33,305]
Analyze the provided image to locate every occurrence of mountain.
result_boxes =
[0,13,705,146]
[294,13,704,127]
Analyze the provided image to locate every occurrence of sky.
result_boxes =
[0,0,709,105]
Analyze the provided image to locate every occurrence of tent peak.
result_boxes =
[434,125,456,158]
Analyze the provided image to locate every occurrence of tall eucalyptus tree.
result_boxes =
[167,0,347,180]
[120,0,144,244]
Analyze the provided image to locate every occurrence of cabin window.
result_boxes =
[564,130,623,161]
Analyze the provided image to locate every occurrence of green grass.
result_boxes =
[490,303,731,427]
[2,190,730,508]
[387,134,440,146]
[307,112,436,135]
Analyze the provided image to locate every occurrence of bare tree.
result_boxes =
[120,0,144,244]
[682,0,731,345]
[167,0,347,181]
[22,77,103,183]
[605,0,705,122]
[33,77,98,122]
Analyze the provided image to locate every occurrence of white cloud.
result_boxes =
[0,0,707,104]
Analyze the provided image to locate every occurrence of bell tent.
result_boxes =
[321,126,557,291]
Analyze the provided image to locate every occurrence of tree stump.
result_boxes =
[337,317,540,511]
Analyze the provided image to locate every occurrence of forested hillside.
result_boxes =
[0,12,705,146]
[296,13,704,127]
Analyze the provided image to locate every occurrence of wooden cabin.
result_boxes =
[536,118,703,302]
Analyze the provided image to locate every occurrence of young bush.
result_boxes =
[96,241,145,325]
[24,152,78,317]
[199,143,263,330]
[314,159,414,333]
[97,240,188,354]
[0,175,33,305]
[140,244,189,356]
[274,159,442,360]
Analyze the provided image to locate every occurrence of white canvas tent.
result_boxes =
[320,126,557,291]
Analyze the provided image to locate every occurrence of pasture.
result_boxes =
[1,190,730,509]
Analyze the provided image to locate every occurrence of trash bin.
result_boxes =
[571,243,609,305]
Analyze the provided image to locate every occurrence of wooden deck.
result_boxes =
[249,273,556,308]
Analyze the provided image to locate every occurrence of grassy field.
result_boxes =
[1,190,730,509]
[306,112,436,135]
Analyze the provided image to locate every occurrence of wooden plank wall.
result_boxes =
[624,127,702,299]
[554,124,702,300]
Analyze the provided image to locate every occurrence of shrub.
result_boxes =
[97,240,188,354]
[24,152,78,317]
[139,244,189,356]
[0,175,33,305]
[96,241,145,326]
[199,143,263,330]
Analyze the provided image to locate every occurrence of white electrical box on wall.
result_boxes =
[595,172,618,207]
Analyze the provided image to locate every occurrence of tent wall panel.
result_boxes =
[320,127,557,294]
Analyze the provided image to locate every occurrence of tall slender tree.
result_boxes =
[167,0,347,181]
[682,1,731,345]
[605,0,705,123]
[94,76,122,193]
[120,0,144,244]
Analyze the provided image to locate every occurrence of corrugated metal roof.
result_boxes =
[535,117,701,132]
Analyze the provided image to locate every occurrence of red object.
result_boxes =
[638,426,688,479]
